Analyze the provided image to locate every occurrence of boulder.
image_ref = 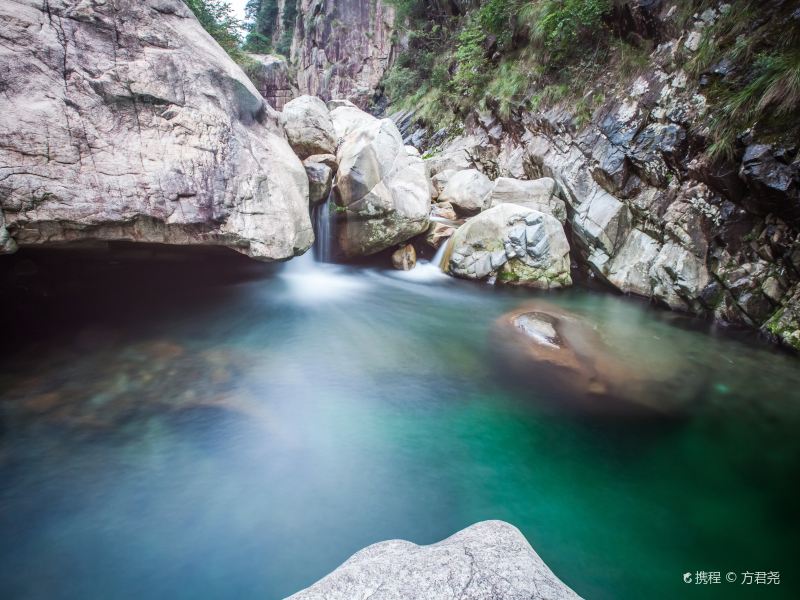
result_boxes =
[288,520,582,600]
[0,0,312,260]
[445,204,571,288]
[304,153,338,171]
[333,110,431,256]
[439,169,494,215]
[488,177,567,224]
[391,244,416,270]
[431,169,458,198]
[303,160,333,205]
[282,95,337,158]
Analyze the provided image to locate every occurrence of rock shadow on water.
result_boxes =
[490,301,697,424]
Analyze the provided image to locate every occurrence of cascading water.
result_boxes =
[311,193,335,263]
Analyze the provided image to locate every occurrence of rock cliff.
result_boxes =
[0,0,312,260]
[253,0,396,109]
[394,2,800,350]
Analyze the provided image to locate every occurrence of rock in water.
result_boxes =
[331,105,430,257]
[446,204,571,288]
[0,0,312,260]
[287,520,582,600]
[491,303,684,418]
[391,244,416,271]
[282,95,337,159]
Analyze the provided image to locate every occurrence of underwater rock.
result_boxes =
[491,303,685,418]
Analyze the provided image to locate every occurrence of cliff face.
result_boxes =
[0,0,313,260]
[388,1,800,351]
[290,0,396,108]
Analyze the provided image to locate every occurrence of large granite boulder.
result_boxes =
[288,520,582,600]
[488,177,567,224]
[438,169,493,215]
[0,0,312,260]
[332,106,430,257]
[282,95,337,159]
[445,204,572,288]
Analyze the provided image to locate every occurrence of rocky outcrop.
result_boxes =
[488,177,567,224]
[419,5,800,350]
[445,204,571,288]
[303,158,334,205]
[291,0,396,108]
[331,103,430,256]
[438,169,493,215]
[0,0,312,261]
[282,95,337,158]
[245,53,297,110]
[288,520,581,600]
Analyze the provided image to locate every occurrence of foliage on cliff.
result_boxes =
[243,0,299,56]
[382,0,800,156]
[183,0,246,61]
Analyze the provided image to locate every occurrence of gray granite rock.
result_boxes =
[0,0,312,260]
[287,520,581,600]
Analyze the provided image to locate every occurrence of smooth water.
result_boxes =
[1,248,799,599]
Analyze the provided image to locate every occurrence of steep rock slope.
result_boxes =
[292,0,396,107]
[391,1,800,350]
[0,0,312,260]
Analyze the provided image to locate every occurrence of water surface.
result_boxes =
[1,247,798,599]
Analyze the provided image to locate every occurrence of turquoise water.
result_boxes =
[1,248,798,599]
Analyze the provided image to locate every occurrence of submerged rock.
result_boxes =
[492,303,684,418]
[282,95,337,159]
[0,0,312,260]
[332,106,430,256]
[288,520,582,600]
[445,204,571,288]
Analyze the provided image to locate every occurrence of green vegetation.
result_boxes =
[243,0,279,53]
[381,0,645,129]
[241,0,298,56]
[383,0,800,160]
[688,0,800,160]
[183,0,247,62]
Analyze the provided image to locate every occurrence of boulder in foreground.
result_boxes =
[288,520,581,600]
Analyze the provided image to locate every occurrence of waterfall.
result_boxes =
[312,193,334,263]
[432,239,450,272]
